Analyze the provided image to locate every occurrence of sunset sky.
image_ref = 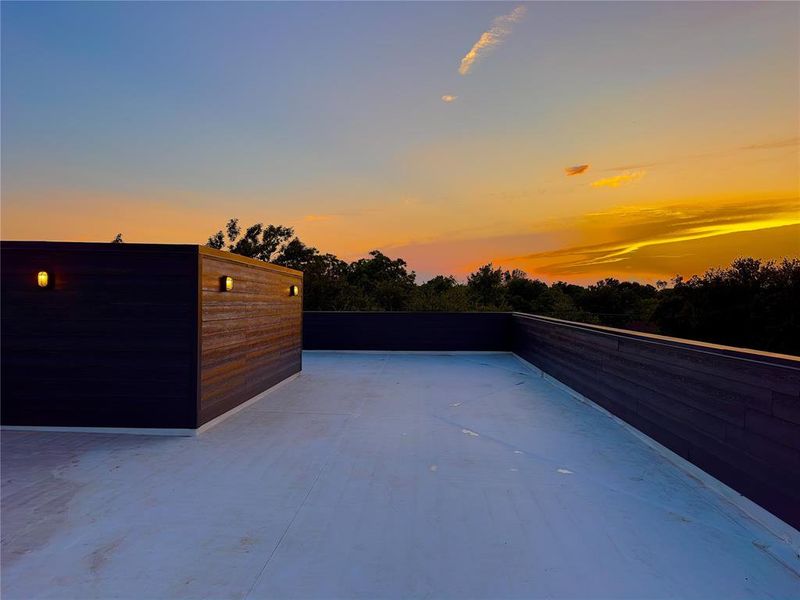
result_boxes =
[2,1,798,283]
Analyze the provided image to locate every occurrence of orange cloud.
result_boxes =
[459,6,526,76]
[506,198,800,277]
[590,170,646,188]
[741,137,800,150]
[303,214,337,222]
[441,95,458,103]
[605,162,657,171]
[565,164,590,176]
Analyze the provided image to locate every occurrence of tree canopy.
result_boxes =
[201,218,800,355]
[207,219,294,263]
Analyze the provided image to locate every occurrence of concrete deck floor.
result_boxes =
[2,352,798,599]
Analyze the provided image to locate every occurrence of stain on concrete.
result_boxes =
[88,538,122,573]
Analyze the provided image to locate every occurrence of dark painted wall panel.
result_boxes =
[1,242,199,428]
[303,312,512,351]
[511,313,800,529]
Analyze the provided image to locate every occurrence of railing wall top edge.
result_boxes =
[512,312,800,368]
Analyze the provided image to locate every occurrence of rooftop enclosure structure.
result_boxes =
[2,352,799,599]
[304,311,800,530]
[0,242,302,432]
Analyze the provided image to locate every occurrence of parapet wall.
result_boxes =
[303,311,511,351]
[512,313,800,529]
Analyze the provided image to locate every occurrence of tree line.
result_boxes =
[200,218,799,355]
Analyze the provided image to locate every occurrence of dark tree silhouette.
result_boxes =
[202,218,798,354]
[346,251,417,311]
[467,264,507,309]
[651,258,800,354]
[206,218,294,262]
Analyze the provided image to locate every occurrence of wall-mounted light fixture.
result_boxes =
[220,276,234,292]
[37,271,50,288]
[289,284,300,297]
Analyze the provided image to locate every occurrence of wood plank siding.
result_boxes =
[198,248,302,426]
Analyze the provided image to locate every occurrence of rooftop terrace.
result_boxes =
[2,352,798,599]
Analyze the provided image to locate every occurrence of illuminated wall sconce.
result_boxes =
[220,276,234,292]
[289,284,300,297]
[37,271,50,288]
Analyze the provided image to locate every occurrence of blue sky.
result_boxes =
[2,1,798,281]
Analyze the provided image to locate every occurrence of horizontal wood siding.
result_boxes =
[303,312,512,351]
[199,250,302,426]
[512,313,800,528]
[0,242,198,428]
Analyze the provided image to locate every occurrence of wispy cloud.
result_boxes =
[441,95,458,103]
[508,198,800,276]
[741,137,800,150]
[590,170,646,188]
[605,162,658,171]
[459,6,526,76]
[604,136,799,171]
[565,164,589,176]
[303,214,337,222]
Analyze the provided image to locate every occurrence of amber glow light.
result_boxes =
[223,276,234,291]
[37,271,49,288]
[289,285,300,297]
